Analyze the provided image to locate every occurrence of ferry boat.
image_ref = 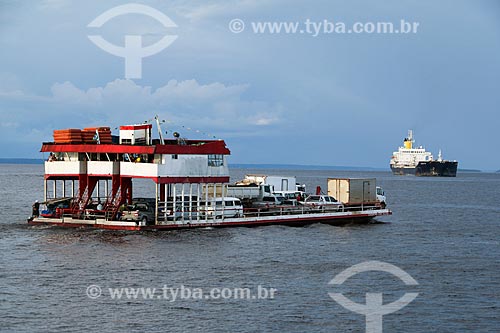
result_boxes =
[28,117,391,230]
[390,130,458,177]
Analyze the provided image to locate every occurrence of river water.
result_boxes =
[0,164,498,332]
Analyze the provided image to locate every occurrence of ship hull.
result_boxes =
[390,166,416,176]
[391,161,458,177]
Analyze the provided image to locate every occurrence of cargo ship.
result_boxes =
[27,116,391,231]
[390,130,458,177]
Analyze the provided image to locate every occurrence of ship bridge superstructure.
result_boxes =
[390,130,433,168]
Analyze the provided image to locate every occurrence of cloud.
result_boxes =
[154,79,248,101]
[0,79,283,148]
[173,0,274,22]
[39,0,70,10]
[49,79,248,105]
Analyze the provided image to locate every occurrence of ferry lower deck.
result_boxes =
[28,207,392,231]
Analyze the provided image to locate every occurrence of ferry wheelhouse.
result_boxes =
[29,119,391,230]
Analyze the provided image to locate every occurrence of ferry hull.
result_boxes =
[28,209,392,231]
[391,161,458,177]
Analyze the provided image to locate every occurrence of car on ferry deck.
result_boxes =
[303,195,343,211]
[273,191,299,205]
[120,201,156,224]
[200,197,243,218]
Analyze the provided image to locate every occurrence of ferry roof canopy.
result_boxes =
[41,140,230,155]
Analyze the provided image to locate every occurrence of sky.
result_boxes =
[0,0,499,170]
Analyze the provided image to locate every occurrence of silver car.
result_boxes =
[303,195,343,211]
[120,202,156,224]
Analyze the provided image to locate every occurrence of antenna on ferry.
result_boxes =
[155,115,165,144]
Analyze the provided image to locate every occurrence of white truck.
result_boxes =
[234,174,305,193]
[226,175,305,206]
[243,175,299,192]
[226,183,274,200]
[227,174,305,207]
[327,178,386,208]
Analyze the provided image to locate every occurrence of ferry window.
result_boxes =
[172,154,178,159]
[134,204,148,211]
[208,154,224,167]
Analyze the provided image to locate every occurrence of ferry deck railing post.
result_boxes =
[173,184,177,223]
[53,180,56,200]
[181,184,185,224]
[164,184,168,223]
[189,183,193,222]
[43,179,47,202]
[196,184,201,223]
[204,183,209,223]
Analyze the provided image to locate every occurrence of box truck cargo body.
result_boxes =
[327,178,377,206]
[243,175,297,192]
[226,184,273,200]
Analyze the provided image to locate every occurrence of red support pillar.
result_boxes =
[85,177,98,202]
[78,174,87,198]
[111,174,120,201]
[120,177,133,204]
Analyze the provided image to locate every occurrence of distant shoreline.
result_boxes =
[0,158,44,165]
[0,158,488,172]
[0,159,387,170]
[230,163,386,171]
